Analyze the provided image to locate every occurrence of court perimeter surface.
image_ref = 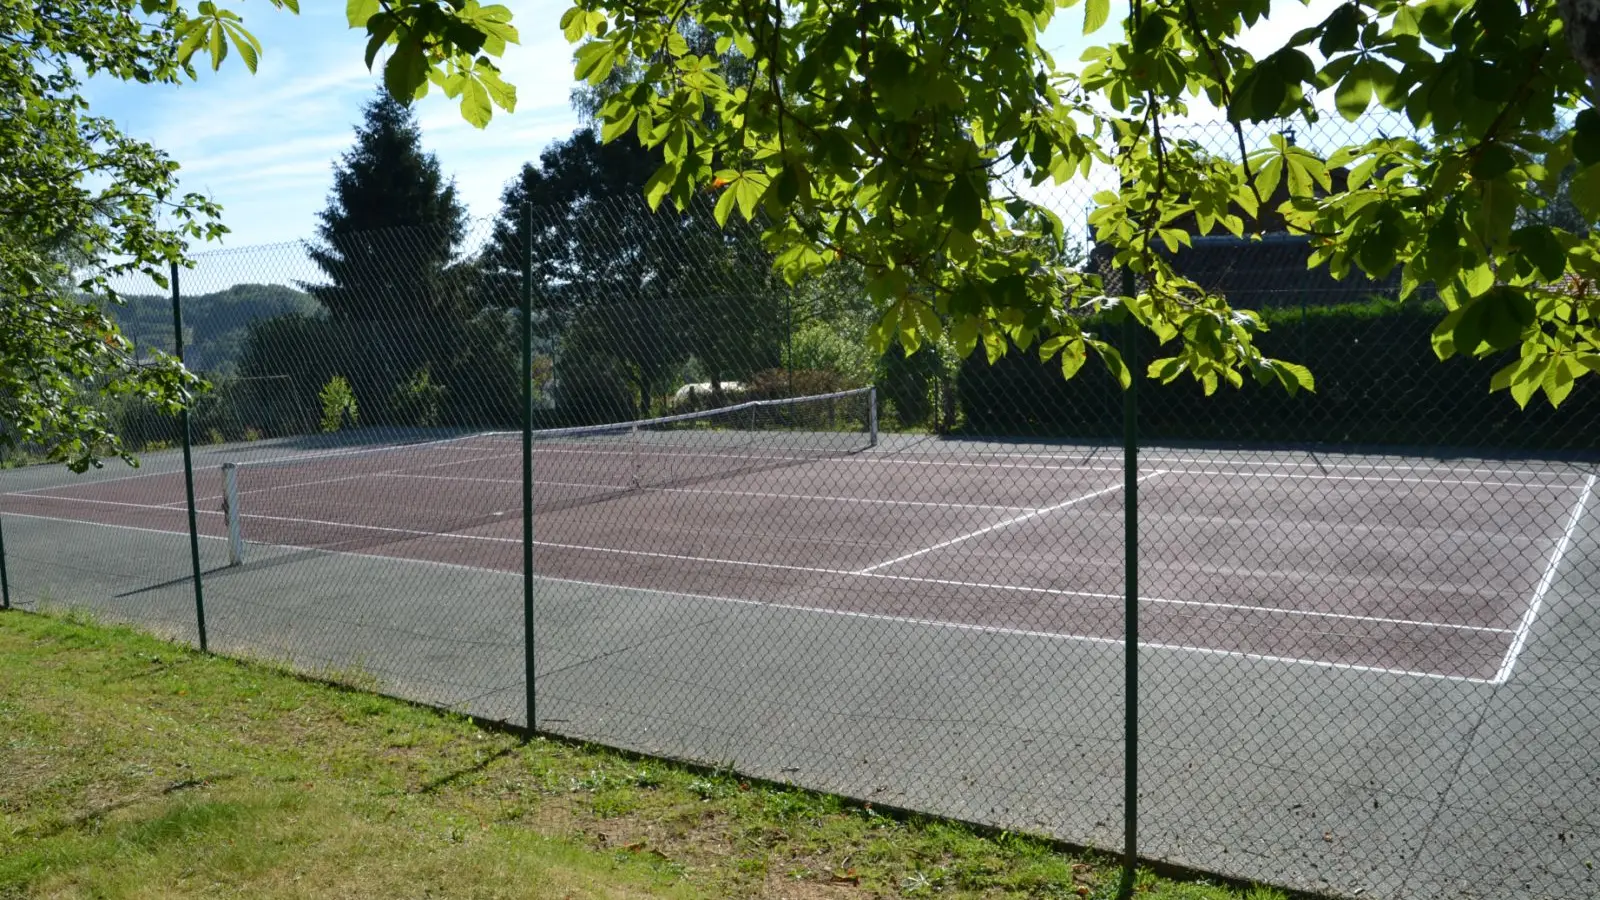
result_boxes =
[4,431,1596,900]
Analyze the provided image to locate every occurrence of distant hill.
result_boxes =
[111,283,324,374]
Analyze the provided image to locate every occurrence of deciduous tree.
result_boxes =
[348,0,1600,407]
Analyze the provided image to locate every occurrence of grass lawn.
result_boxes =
[0,606,1292,899]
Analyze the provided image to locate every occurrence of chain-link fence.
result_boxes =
[2,116,1597,900]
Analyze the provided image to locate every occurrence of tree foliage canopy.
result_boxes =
[15,0,1600,470]
[485,129,785,418]
[337,0,1600,408]
[0,0,290,470]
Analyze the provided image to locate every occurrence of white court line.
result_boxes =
[7,467,185,496]
[0,510,228,541]
[4,510,1498,682]
[1493,473,1596,684]
[513,444,1582,490]
[2,494,222,515]
[18,493,1507,634]
[896,448,1591,479]
[378,472,1039,512]
[529,571,1497,685]
[179,450,521,507]
[855,472,1167,574]
[139,505,1504,634]
[860,572,1511,633]
[1146,455,1591,480]
[1170,467,1577,490]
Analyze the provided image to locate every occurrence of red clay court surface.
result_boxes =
[4,435,1593,684]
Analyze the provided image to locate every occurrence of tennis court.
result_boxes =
[3,416,1591,685]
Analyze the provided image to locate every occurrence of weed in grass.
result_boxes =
[687,778,730,801]
[590,789,639,818]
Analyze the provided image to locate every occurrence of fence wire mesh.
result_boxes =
[2,115,1597,900]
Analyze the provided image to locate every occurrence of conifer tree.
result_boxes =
[305,90,469,323]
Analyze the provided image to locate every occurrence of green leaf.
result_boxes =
[1455,285,1535,355]
[1248,68,1286,121]
[1575,110,1600,167]
[474,62,516,111]
[560,6,586,41]
[462,3,518,51]
[177,19,209,66]
[208,21,226,70]
[712,186,736,227]
[1059,336,1087,378]
[1254,156,1283,206]
[1510,357,1547,407]
[1091,341,1131,388]
[221,22,260,73]
[643,164,675,211]
[950,317,979,358]
[364,13,397,68]
[347,0,378,28]
[944,174,983,232]
[1543,355,1581,406]
[1463,261,1494,296]
[1319,4,1360,56]
[459,74,492,127]
[600,111,636,143]
[574,41,616,85]
[1470,144,1517,180]
[1511,225,1567,282]
[733,172,766,221]
[1570,165,1600,221]
[1276,360,1315,395]
[1083,0,1110,34]
[383,35,428,104]
[1148,356,1186,383]
[1473,176,1517,248]
[1334,67,1372,122]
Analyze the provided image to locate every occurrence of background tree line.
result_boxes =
[98,87,946,455]
[106,94,1599,456]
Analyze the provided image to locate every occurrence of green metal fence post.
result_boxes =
[1119,288,1141,899]
[173,261,208,653]
[0,514,11,610]
[520,201,536,735]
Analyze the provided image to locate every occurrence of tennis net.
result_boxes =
[217,387,877,565]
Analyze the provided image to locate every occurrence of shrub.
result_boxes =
[387,365,446,428]
[319,376,360,433]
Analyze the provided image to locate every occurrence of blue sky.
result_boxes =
[84,1,1334,257]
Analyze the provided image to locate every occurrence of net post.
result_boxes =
[221,463,244,566]
[868,386,879,448]
[173,261,208,654]
[520,200,537,736]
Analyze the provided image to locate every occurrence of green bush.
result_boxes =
[319,376,360,433]
[386,365,446,428]
[957,298,1600,452]
[785,320,875,387]
[879,338,959,432]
